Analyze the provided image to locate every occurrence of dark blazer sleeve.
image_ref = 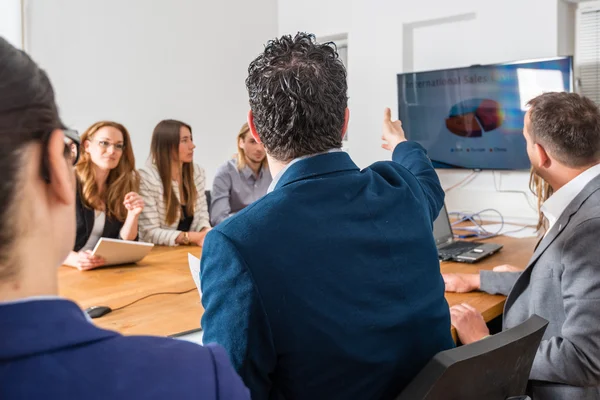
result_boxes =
[530,217,600,386]
[200,229,276,399]
[391,141,445,222]
[74,184,94,252]
[205,344,251,399]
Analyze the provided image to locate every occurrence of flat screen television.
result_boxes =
[397,57,573,170]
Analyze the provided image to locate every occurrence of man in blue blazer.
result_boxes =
[200,32,454,400]
[0,36,248,400]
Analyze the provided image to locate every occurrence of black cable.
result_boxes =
[112,288,196,312]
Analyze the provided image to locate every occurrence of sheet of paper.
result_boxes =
[188,253,202,298]
[478,223,539,238]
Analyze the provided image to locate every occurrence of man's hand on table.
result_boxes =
[442,273,480,293]
[492,264,523,273]
[450,303,490,345]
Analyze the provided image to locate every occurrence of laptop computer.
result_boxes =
[433,204,503,263]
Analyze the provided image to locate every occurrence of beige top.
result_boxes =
[138,162,210,246]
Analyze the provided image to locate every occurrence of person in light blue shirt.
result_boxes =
[210,123,272,225]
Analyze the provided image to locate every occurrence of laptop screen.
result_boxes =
[433,204,454,246]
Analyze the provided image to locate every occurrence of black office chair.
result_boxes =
[396,314,548,400]
[205,190,212,217]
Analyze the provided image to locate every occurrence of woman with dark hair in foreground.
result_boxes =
[0,37,248,400]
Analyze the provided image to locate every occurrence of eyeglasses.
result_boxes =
[41,129,81,183]
[92,139,125,152]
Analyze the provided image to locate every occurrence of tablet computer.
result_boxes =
[91,237,154,266]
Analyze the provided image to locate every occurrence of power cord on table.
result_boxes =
[112,288,196,312]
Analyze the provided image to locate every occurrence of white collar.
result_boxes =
[541,163,600,227]
[267,148,342,194]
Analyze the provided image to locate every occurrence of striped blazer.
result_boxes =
[138,162,211,246]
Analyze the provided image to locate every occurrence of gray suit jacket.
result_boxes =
[480,174,600,400]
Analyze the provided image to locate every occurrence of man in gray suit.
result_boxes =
[444,92,600,400]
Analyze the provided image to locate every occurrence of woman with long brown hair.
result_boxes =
[138,119,211,246]
[210,122,271,226]
[491,167,553,273]
[63,121,144,270]
[530,168,553,232]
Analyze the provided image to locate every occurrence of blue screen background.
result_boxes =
[397,57,573,170]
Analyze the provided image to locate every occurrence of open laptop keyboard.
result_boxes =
[438,241,479,260]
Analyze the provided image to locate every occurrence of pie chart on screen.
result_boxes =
[445,98,504,137]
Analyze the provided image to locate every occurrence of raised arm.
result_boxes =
[381,107,444,221]
[119,192,144,241]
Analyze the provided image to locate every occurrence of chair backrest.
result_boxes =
[396,314,548,400]
[205,190,212,216]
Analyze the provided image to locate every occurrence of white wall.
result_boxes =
[279,0,575,223]
[24,0,278,187]
[279,0,349,38]
[0,0,22,48]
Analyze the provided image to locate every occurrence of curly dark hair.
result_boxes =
[527,92,600,168]
[246,32,348,162]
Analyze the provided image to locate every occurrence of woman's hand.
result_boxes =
[190,227,212,247]
[76,250,105,271]
[124,192,144,217]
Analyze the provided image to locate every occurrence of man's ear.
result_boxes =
[535,143,551,169]
[341,107,350,140]
[46,129,74,205]
[247,110,262,144]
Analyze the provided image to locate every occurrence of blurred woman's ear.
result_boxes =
[47,129,75,206]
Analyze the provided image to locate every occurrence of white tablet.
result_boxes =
[91,237,154,266]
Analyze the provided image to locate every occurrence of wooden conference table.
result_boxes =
[59,246,202,336]
[58,235,538,340]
